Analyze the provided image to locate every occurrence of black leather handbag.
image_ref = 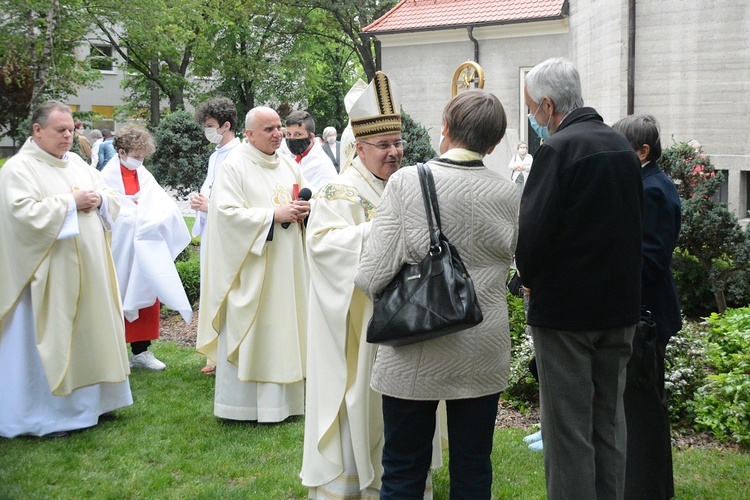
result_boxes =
[626,308,658,389]
[366,163,483,346]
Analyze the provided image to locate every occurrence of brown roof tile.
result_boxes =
[363,0,567,33]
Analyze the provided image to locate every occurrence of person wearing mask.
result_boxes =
[355,89,518,498]
[71,121,92,161]
[285,111,338,191]
[90,129,103,169]
[613,114,681,500]
[321,126,341,172]
[196,106,310,423]
[101,125,193,371]
[507,141,533,198]
[192,97,241,374]
[516,57,643,500]
[0,101,131,438]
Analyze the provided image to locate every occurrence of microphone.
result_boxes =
[282,187,312,228]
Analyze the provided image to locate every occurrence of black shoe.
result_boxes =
[98,412,117,422]
[43,431,70,439]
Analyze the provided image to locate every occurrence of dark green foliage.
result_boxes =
[659,142,750,312]
[672,248,716,318]
[502,282,538,409]
[175,247,200,307]
[400,108,437,167]
[150,110,213,197]
[690,308,750,448]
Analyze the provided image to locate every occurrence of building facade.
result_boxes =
[363,0,750,222]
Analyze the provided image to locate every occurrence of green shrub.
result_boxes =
[502,285,538,409]
[690,308,750,447]
[400,108,437,167]
[0,157,8,169]
[672,248,750,319]
[151,110,213,197]
[175,246,200,307]
[672,248,716,318]
[665,321,709,423]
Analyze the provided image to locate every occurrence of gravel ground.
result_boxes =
[159,310,734,451]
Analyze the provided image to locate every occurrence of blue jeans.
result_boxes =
[380,392,500,499]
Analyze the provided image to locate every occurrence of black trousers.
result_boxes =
[380,392,500,500]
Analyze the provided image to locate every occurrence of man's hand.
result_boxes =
[275,199,311,224]
[73,190,102,213]
[190,193,209,213]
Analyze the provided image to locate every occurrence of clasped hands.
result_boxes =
[73,190,102,213]
[276,199,310,224]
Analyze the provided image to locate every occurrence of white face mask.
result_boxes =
[519,147,527,154]
[122,156,143,170]
[326,135,336,145]
[204,127,224,144]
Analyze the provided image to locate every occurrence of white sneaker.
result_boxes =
[130,351,166,371]
[528,439,544,452]
[523,429,543,443]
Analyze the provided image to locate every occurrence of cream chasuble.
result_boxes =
[197,140,309,384]
[302,158,445,494]
[0,138,130,396]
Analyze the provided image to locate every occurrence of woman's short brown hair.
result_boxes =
[442,90,507,154]
[113,124,156,157]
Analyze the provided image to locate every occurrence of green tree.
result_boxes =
[86,0,210,122]
[150,110,212,196]
[286,0,398,80]
[0,0,100,122]
[0,60,34,152]
[660,141,750,313]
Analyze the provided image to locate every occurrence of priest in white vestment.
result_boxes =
[0,101,132,438]
[196,106,311,422]
[301,73,444,498]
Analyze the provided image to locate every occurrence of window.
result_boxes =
[90,44,115,73]
[92,106,115,132]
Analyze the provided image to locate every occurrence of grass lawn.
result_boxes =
[1,341,748,499]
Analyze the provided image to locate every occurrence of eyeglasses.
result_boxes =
[359,139,407,151]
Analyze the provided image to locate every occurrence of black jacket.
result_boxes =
[517,107,643,330]
[641,161,682,341]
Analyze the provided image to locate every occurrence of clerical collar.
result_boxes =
[30,139,69,161]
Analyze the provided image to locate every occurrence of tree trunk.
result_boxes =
[150,58,160,126]
[699,256,727,313]
[29,0,60,112]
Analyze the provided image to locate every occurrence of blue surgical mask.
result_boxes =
[528,103,551,141]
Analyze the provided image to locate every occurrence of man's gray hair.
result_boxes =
[245,106,276,130]
[323,126,337,139]
[30,100,72,135]
[90,129,103,140]
[525,57,584,115]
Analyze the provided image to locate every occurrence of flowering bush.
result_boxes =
[660,141,750,313]
[665,321,709,423]
[659,141,721,200]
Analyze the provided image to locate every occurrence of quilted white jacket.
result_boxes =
[355,158,518,400]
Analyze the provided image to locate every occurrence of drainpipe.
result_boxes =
[467,26,480,88]
[467,26,479,64]
[627,0,636,114]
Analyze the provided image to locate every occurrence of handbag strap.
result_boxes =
[417,163,441,254]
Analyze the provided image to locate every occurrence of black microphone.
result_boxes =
[282,187,312,229]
